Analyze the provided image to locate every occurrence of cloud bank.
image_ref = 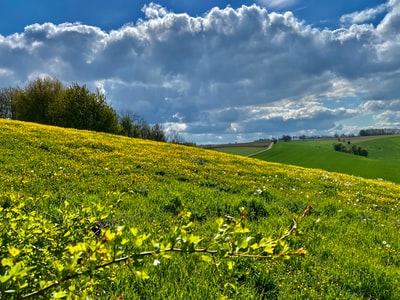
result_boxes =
[0,1,399,143]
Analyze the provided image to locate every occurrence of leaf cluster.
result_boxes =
[0,194,308,299]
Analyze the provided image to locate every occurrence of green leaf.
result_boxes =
[233,227,250,234]
[216,218,224,227]
[1,257,13,267]
[135,271,150,280]
[8,246,21,258]
[227,261,235,270]
[200,255,212,263]
[188,235,202,244]
[52,291,67,298]
[264,243,275,254]
[130,227,138,236]
[8,263,22,276]
[238,239,248,249]
[121,238,129,245]
[0,274,13,283]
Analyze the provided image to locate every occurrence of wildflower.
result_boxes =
[153,259,161,266]
[254,188,263,195]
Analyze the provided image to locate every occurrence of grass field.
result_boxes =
[1,119,400,299]
[216,136,400,183]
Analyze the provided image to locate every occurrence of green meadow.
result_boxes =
[217,136,400,183]
[1,120,400,299]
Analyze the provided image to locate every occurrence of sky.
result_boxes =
[0,0,399,144]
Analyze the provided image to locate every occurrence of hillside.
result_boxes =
[216,137,400,183]
[1,119,400,299]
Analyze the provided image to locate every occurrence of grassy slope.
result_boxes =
[245,137,400,183]
[1,119,400,299]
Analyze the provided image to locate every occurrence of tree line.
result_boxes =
[359,128,400,136]
[0,77,186,143]
[333,142,368,157]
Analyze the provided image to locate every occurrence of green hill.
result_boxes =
[216,136,400,183]
[255,137,400,183]
[1,120,400,299]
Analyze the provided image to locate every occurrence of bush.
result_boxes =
[333,143,368,157]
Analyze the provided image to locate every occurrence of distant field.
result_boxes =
[213,146,268,156]
[216,136,400,183]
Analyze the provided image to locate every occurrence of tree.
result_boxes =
[167,129,186,144]
[7,76,164,139]
[12,77,64,124]
[119,115,135,137]
[0,87,19,119]
[150,123,166,142]
[359,148,368,157]
[334,143,346,152]
[49,83,119,134]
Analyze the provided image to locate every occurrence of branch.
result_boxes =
[22,206,311,299]
[21,247,218,299]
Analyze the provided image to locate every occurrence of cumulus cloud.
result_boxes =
[0,1,399,143]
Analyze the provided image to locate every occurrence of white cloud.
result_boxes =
[257,0,297,9]
[0,2,399,143]
[340,3,389,25]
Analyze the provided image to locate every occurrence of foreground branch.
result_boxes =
[21,205,312,299]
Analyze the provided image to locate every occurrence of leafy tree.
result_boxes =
[12,77,64,124]
[119,115,136,137]
[118,111,166,142]
[359,128,400,136]
[359,148,368,157]
[333,143,346,152]
[49,83,119,133]
[6,76,165,140]
[333,143,368,157]
[351,144,358,155]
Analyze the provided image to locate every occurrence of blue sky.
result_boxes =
[0,0,398,144]
[0,0,385,35]
[0,1,387,35]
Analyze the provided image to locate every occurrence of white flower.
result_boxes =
[254,188,263,195]
[153,259,161,266]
